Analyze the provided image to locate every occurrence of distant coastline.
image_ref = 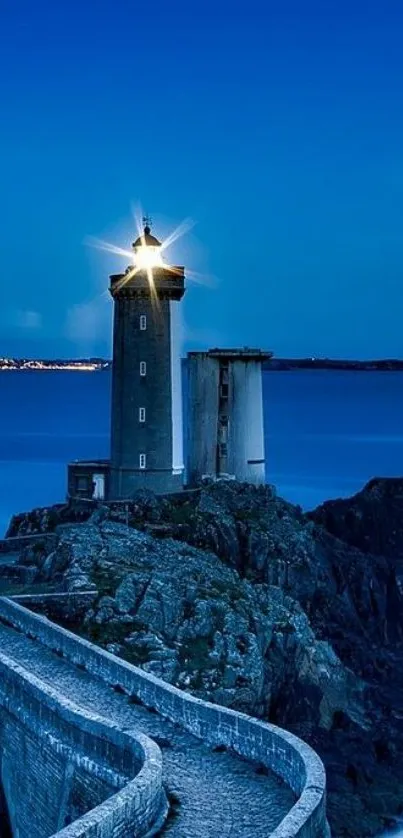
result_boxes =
[264,358,403,371]
[0,358,110,372]
[0,357,402,372]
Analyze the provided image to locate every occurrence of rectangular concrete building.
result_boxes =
[186,348,271,487]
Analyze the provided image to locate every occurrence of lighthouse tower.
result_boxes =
[108,221,185,498]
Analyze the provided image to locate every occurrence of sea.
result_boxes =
[0,368,402,837]
[0,369,402,537]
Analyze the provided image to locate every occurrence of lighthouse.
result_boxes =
[67,216,271,502]
[108,221,186,497]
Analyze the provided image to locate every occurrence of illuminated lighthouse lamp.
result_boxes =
[132,223,164,270]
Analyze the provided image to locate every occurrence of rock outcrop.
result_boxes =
[6,480,403,837]
[309,477,403,573]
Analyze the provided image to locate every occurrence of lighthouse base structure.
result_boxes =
[109,465,184,499]
[67,459,184,502]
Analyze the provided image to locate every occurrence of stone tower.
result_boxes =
[109,223,185,498]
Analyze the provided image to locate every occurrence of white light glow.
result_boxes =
[133,245,164,269]
[87,211,216,300]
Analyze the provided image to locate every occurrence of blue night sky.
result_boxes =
[0,0,402,360]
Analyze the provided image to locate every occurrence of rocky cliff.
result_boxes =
[6,480,403,837]
[309,477,403,574]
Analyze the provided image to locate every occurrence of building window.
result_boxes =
[220,443,228,457]
[140,315,147,331]
[77,476,89,492]
[219,425,228,443]
[140,361,146,376]
[139,407,146,422]
[139,453,146,469]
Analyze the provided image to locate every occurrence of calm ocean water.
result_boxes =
[0,369,402,536]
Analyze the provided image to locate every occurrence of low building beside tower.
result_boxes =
[186,348,270,487]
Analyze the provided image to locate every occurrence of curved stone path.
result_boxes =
[0,620,295,837]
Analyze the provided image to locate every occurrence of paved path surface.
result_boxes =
[0,621,295,837]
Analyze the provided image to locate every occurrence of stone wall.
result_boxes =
[0,629,166,838]
[0,596,328,838]
[229,360,266,484]
[186,353,220,484]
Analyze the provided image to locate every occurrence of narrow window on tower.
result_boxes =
[139,407,146,423]
[140,315,147,331]
[140,361,146,376]
[139,453,146,469]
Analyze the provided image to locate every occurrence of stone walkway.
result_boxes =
[0,621,295,837]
